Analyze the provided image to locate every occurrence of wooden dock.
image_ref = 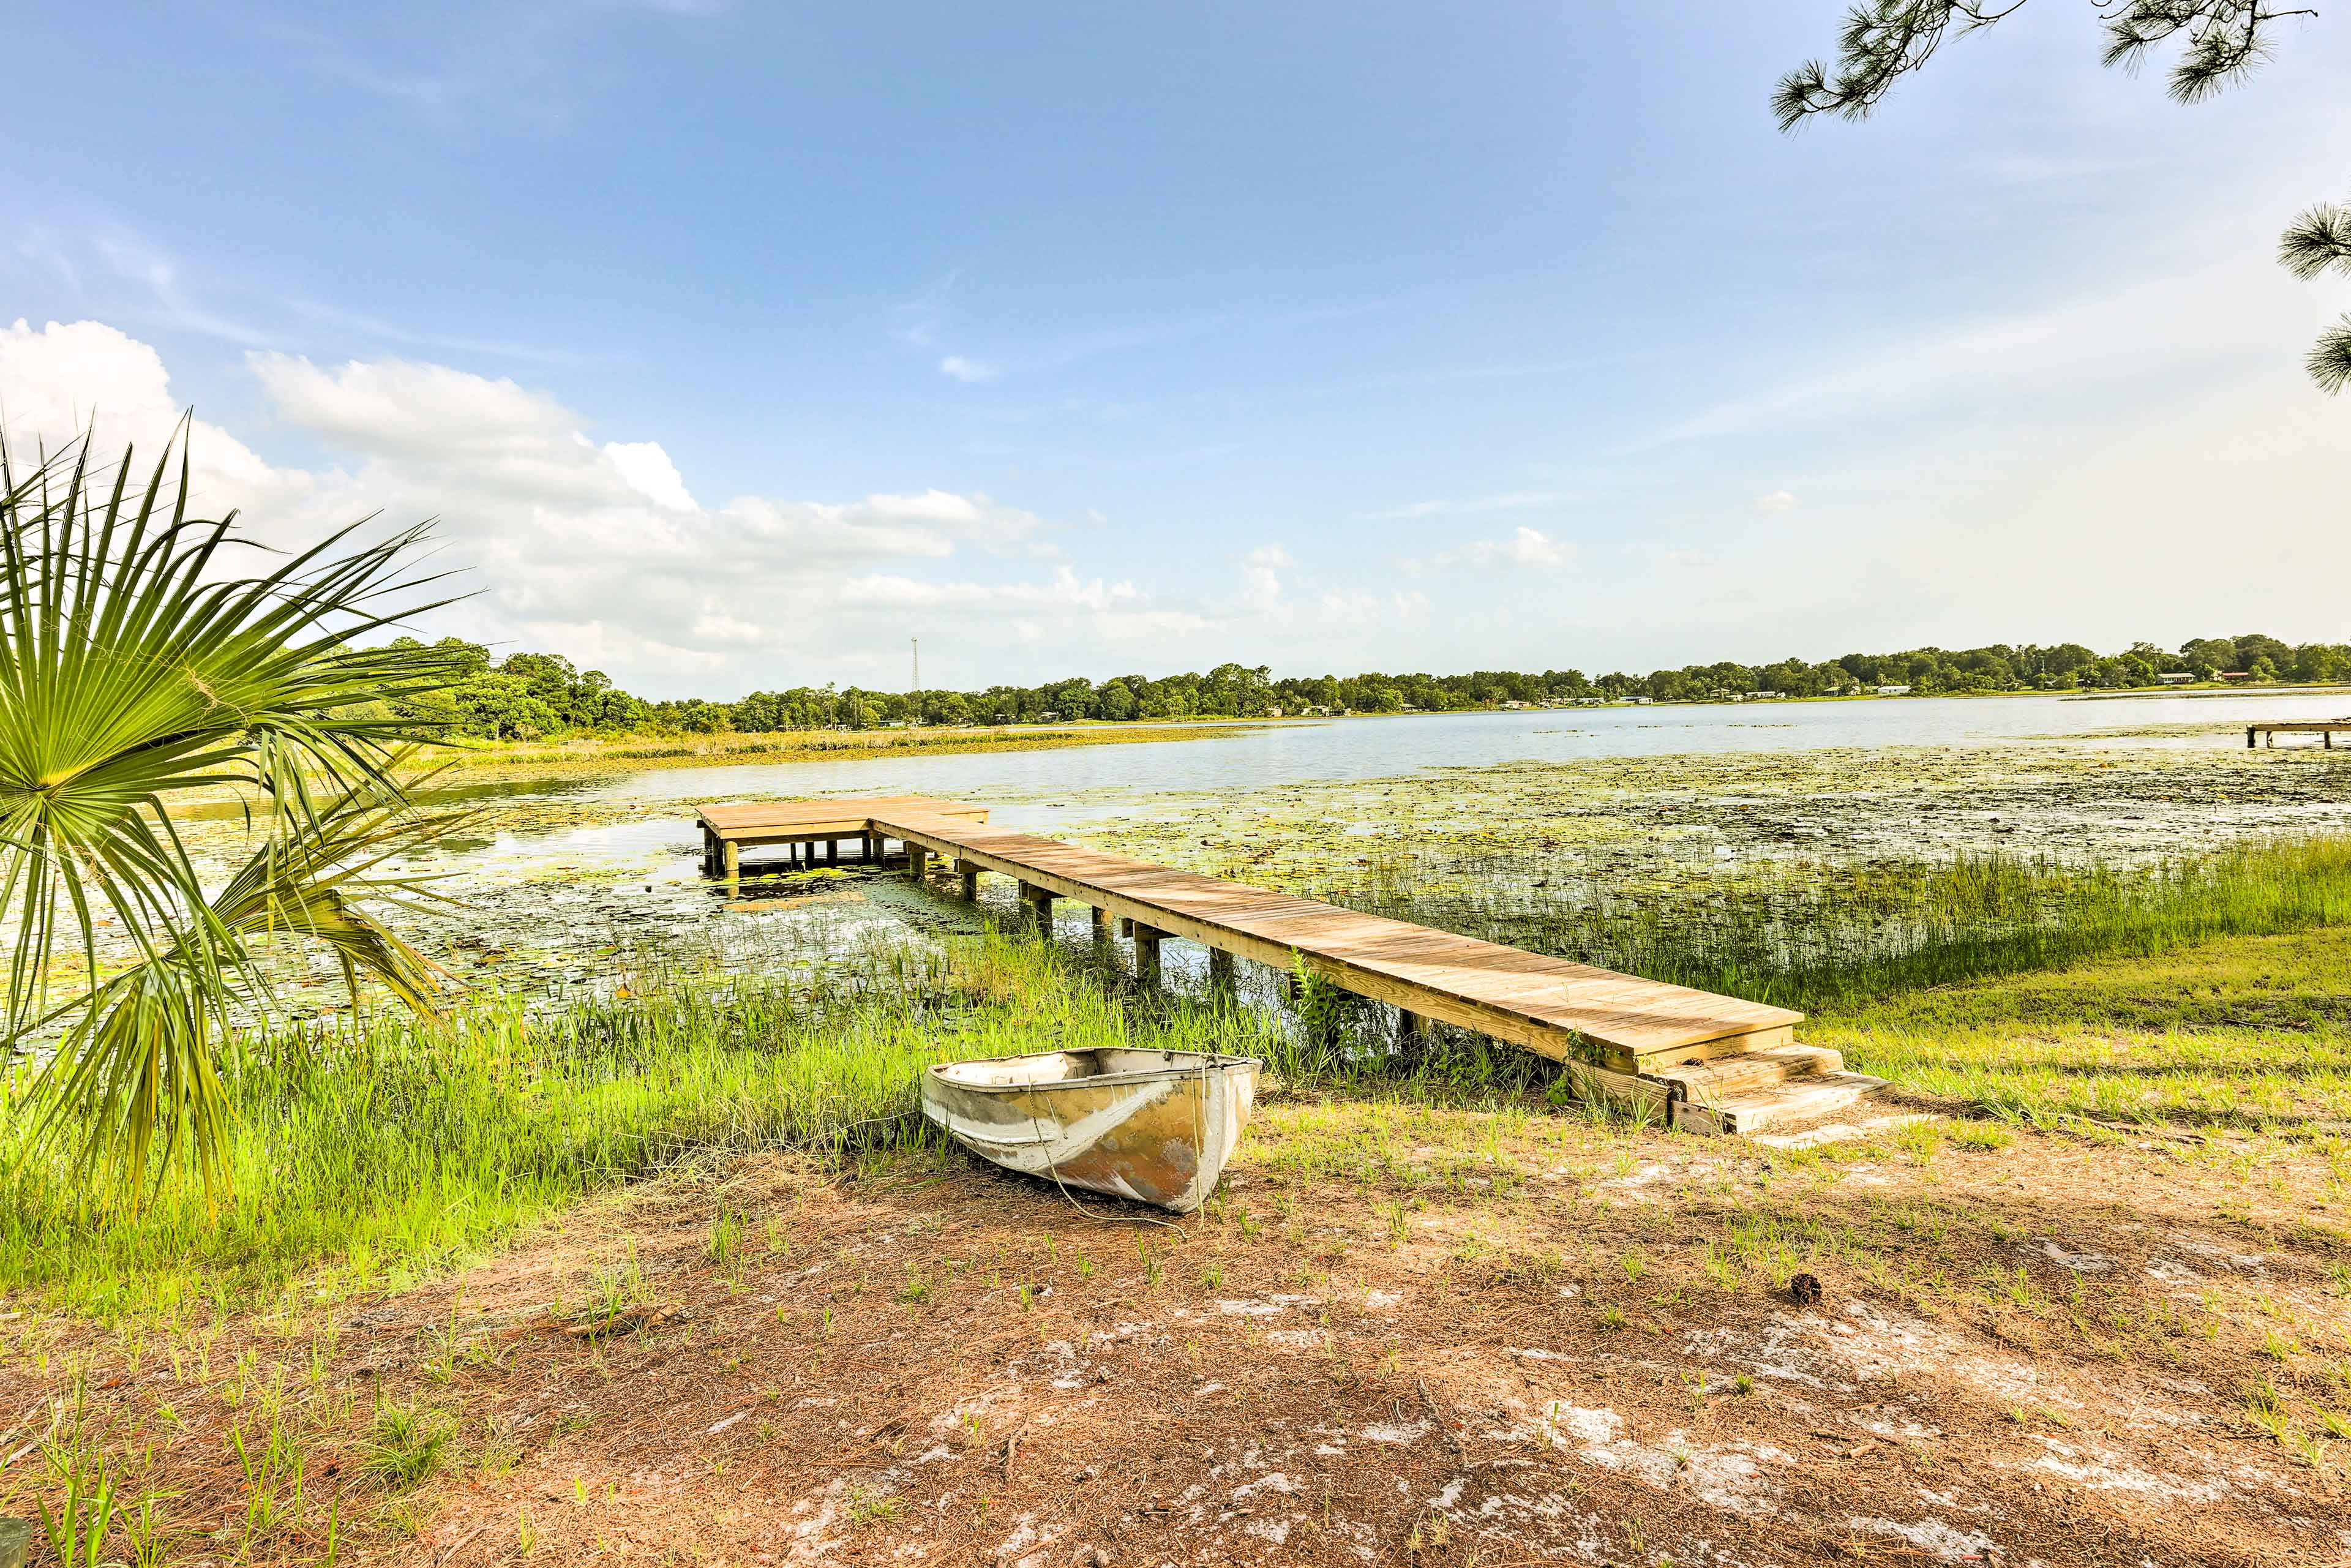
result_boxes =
[696,797,1890,1136]
[2248,721,2351,749]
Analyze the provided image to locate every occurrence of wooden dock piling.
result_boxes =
[695,795,1883,1135]
[2248,721,2350,749]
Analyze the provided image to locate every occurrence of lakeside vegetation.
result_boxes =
[1322,836,2351,1016]
[8,449,2351,1565]
[0,940,1283,1319]
[425,716,1266,779]
[396,630,2351,741]
[13,831,2351,1322]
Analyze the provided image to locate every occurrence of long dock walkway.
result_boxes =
[697,796,1890,1135]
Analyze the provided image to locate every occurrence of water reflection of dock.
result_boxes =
[697,796,1891,1136]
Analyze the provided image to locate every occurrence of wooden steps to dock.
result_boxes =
[696,797,1894,1139]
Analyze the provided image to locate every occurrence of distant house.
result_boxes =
[1745,691,1782,700]
[2219,671,2252,681]
[2158,672,2195,684]
[1874,685,1912,696]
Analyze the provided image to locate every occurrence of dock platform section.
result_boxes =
[2248,722,2351,749]
[696,796,1888,1135]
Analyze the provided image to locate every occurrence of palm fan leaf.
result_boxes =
[0,426,474,1205]
[29,780,474,1204]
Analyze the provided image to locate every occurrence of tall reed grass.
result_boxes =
[0,935,1279,1319]
[1311,836,2351,1013]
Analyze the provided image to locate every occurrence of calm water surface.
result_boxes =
[369,690,2351,884]
[493,691,2350,815]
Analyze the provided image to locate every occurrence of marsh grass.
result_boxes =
[1321,836,2351,1012]
[1810,925,2351,1128]
[16,820,2351,1322]
[0,934,1281,1319]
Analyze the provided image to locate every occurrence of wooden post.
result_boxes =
[1208,947,1234,988]
[1022,883,1055,930]
[723,840,740,880]
[958,861,980,900]
[827,839,839,865]
[909,845,929,882]
[1399,1008,1430,1048]
[701,826,716,876]
[2248,725,2257,749]
[1131,922,1163,985]
[1091,904,1111,942]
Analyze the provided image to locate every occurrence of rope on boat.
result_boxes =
[1027,1047,1216,1235]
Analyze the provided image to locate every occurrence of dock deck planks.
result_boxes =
[698,796,1802,1071]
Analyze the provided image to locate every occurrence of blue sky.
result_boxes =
[4,2,2348,696]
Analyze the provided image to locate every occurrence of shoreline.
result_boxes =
[423,680,2351,787]
[422,717,1287,785]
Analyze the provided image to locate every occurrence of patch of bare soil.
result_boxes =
[6,1112,2348,1566]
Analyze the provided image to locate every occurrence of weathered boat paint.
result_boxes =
[921,1048,1261,1212]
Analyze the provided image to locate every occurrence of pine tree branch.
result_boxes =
[2308,317,2351,395]
[1775,1,2316,130]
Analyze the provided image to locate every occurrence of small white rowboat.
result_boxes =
[921,1048,1261,1213]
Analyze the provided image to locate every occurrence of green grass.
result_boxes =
[1810,925,2351,1130]
[1325,836,2351,1012]
[0,935,1283,1320]
[15,830,2351,1322]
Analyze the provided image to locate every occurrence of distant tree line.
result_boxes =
[385,632,2351,741]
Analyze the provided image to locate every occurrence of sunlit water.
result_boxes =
[152,689,2351,1008]
[413,689,2351,860]
[310,687,2344,926]
[493,691,2344,811]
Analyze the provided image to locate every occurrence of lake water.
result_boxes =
[452,689,2351,831]
[236,688,2351,1001]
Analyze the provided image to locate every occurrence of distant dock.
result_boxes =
[2247,721,2351,749]
[696,796,1894,1136]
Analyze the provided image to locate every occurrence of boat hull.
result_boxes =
[920,1049,1260,1213]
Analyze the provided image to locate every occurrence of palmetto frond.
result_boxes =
[29,782,471,1203]
[0,426,472,1204]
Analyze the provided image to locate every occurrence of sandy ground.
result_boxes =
[9,1105,2345,1567]
[133,740,2351,1016]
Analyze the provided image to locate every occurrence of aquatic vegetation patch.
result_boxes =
[0,934,1284,1320]
[1307,835,2351,1015]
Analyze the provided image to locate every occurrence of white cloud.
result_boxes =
[0,320,1286,693]
[602,440,698,512]
[939,354,997,383]
[1755,489,1796,512]
[1425,526,1571,571]
[0,319,315,518]
[1356,490,1572,521]
[1239,544,1291,611]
